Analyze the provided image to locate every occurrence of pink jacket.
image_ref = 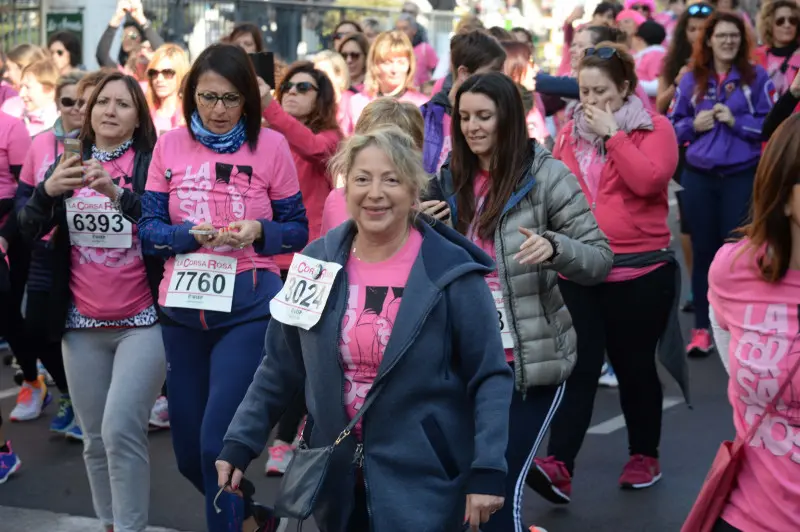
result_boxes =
[263,99,341,268]
[553,111,677,254]
[413,42,439,88]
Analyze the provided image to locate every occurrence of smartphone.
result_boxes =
[189,229,218,236]
[63,138,82,162]
[249,51,275,87]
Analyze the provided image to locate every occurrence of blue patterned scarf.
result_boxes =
[190,111,247,154]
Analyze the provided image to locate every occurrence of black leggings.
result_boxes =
[547,264,676,474]
[22,290,69,393]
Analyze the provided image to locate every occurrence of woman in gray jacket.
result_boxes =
[439,71,612,532]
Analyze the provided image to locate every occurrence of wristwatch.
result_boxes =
[111,185,125,212]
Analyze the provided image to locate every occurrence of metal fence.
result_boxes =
[0,0,41,50]
[142,0,460,63]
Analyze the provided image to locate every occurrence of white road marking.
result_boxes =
[588,398,683,435]
[0,387,18,400]
[0,506,193,532]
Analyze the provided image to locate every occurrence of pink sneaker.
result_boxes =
[526,456,572,504]
[264,442,295,476]
[687,328,713,358]
[619,454,662,489]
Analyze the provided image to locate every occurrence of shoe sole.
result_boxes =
[65,432,83,442]
[687,346,713,358]
[526,465,571,504]
[265,468,287,477]
[620,472,662,490]
[0,460,21,484]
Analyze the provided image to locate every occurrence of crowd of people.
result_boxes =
[0,0,798,531]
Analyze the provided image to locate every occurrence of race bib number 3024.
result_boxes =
[164,254,237,313]
[65,196,132,248]
[270,254,342,330]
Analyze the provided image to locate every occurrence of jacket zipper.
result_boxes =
[496,209,527,393]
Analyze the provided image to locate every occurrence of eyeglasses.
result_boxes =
[776,16,799,27]
[584,46,619,60]
[687,3,714,16]
[147,68,177,80]
[60,96,77,108]
[280,81,318,94]
[712,32,741,41]
[341,52,362,61]
[196,92,243,109]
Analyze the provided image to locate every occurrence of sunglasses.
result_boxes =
[687,3,714,16]
[584,46,619,60]
[280,81,318,94]
[776,16,799,26]
[631,4,650,11]
[147,68,177,80]
[60,96,78,108]
[341,52,362,61]
[124,31,140,40]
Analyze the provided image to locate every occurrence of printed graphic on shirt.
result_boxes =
[734,303,800,462]
[340,283,404,415]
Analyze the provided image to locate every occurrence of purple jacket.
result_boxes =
[420,90,452,174]
[668,64,775,174]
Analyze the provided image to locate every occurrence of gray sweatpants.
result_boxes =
[62,326,166,532]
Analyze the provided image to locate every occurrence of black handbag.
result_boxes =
[274,381,384,520]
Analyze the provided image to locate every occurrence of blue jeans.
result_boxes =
[162,319,269,532]
[681,166,755,329]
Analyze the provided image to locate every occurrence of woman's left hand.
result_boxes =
[464,493,504,530]
[713,103,735,127]
[83,159,118,200]
[227,220,263,249]
[257,77,273,110]
[584,102,619,138]
[514,227,554,265]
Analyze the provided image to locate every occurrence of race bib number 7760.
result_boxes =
[270,254,342,330]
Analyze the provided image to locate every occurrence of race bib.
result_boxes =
[65,196,132,248]
[492,290,514,349]
[270,253,342,330]
[164,254,237,312]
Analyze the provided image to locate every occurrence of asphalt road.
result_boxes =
[0,212,734,532]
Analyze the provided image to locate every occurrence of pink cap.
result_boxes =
[624,0,657,11]
[617,9,647,26]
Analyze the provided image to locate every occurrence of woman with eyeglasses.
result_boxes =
[657,2,714,313]
[96,0,163,76]
[332,20,363,52]
[440,71,612,531]
[754,0,800,98]
[669,11,774,357]
[138,43,308,532]
[532,41,680,504]
[48,32,83,75]
[8,71,94,437]
[145,44,189,135]
[337,32,369,92]
[18,71,165,532]
[348,31,429,127]
[704,114,800,532]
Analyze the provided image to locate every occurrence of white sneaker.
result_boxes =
[598,363,619,388]
[149,395,170,429]
[9,377,50,421]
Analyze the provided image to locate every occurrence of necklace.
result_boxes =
[352,228,411,263]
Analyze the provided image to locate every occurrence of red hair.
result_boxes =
[690,11,755,99]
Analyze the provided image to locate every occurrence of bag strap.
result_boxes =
[333,379,386,447]
[735,334,800,452]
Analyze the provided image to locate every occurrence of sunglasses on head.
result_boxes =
[147,68,177,80]
[776,15,799,26]
[584,46,619,60]
[687,3,714,16]
[280,80,318,94]
[341,51,362,61]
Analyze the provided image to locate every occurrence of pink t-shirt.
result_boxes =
[20,129,60,241]
[151,106,184,136]
[348,90,430,130]
[340,228,422,438]
[709,240,800,532]
[70,149,153,320]
[321,188,347,235]
[468,171,513,363]
[0,112,31,200]
[764,50,800,97]
[0,97,58,137]
[413,42,439,88]
[146,127,301,306]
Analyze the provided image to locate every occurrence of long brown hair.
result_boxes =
[451,72,531,240]
[757,0,799,48]
[79,71,157,154]
[690,11,755,99]
[738,113,800,283]
[275,61,340,135]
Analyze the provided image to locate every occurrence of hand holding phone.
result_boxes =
[63,138,82,162]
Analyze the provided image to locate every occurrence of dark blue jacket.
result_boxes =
[668,64,775,174]
[219,218,513,532]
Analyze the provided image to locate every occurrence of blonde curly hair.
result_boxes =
[757,0,800,48]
